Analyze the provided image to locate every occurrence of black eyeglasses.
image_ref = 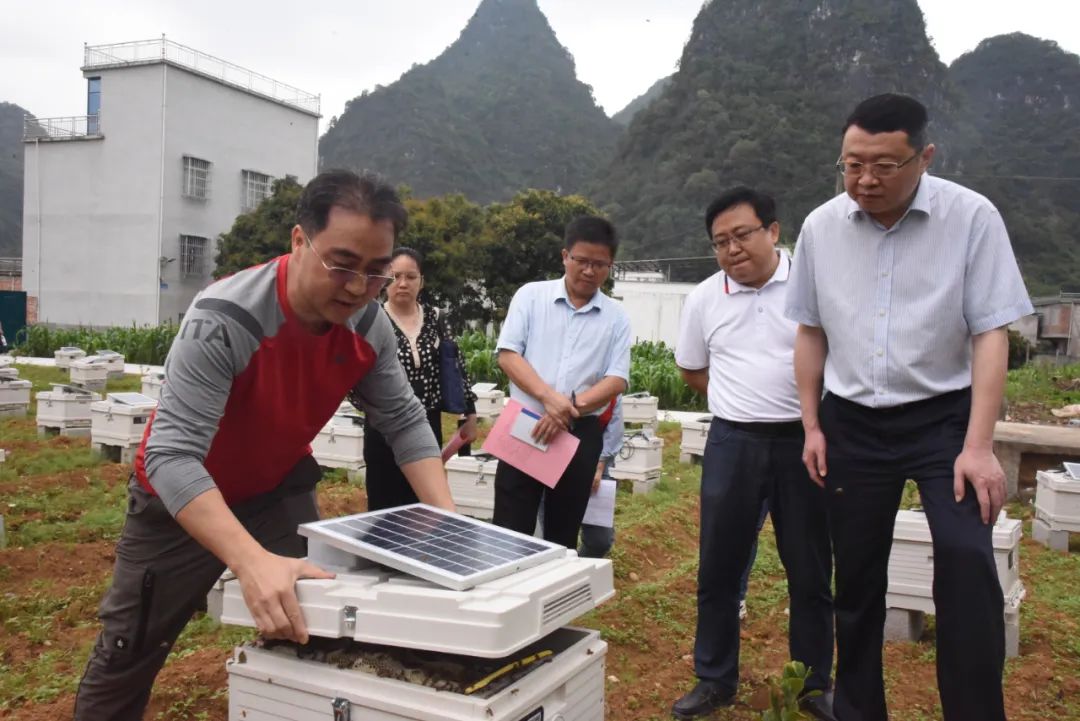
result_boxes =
[836,150,922,178]
[711,225,764,252]
[304,233,394,289]
[569,255,612,272]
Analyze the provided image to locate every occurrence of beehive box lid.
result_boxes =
[1037,469,1080,492]
[893,509,1021,548]
[41,383,98,399]
[211,548,613,658]
[91,393,158,414]
[73,355,109,367]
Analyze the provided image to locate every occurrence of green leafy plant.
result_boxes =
[762,661,818,721]
[14,323,180,365]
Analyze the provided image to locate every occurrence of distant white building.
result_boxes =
[22,38,319,326]
[612,276,696,349]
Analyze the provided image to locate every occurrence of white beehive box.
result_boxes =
[0,375,31,406]
[1034,470,1080,531]
[446,454,498,520]
[622,393,659,425]
[472,383,505,420]
[94,349,126,379]
[679,415,712,463]
[887,509,1023,610]
[36,384,100,425]
[312,409,365,470]
[610,432,664,494]
[90,392,158,446]
[54,346,86,369]
[227,627,605,721]
[140,371,166,401]
[70,356,110,390]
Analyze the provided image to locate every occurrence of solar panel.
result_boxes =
[299,504,566,591]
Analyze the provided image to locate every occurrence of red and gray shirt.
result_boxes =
[135,254,438,515]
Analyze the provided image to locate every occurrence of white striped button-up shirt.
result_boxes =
[785,174,1033,408]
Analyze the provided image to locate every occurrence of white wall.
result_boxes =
[23,64,164,326]
[612,278,697,349]
[159,66,317,322]
[22,60,318,327]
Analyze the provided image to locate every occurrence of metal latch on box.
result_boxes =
[342,605,357,633]
[332,697,351,721]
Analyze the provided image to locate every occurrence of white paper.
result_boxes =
[582,479,617,528]
[509,407,550,451]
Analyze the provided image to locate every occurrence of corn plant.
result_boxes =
[14,323,180,365]
[458,330,508,391]
[629,341,706,412]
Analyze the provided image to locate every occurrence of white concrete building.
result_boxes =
[22,38,319,326]
[612,273,695,349]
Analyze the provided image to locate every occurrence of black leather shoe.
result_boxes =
[671,680,736,719]
[799,690,837,721]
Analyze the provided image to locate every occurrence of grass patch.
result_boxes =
[1006,362,1080,409]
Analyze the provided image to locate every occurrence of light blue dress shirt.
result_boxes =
[497,277,632,416]
[600,397,625,461]
[785,174,1034,407]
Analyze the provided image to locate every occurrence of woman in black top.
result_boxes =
[351,247,478,510]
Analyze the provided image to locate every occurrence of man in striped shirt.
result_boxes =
[786,94,1033,721]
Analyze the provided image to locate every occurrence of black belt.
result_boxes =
[828,387,971,415]
[715,418,803,437]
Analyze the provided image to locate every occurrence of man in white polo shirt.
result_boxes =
[672,187,834,720]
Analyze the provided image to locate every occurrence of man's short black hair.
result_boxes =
[704,186,777,237]
[844,93,929,150]
[297,169,408,239]
[565,216,618,255]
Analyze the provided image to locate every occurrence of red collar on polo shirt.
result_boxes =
[723,253,790,295]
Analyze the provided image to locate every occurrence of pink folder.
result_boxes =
[481,399,580,488]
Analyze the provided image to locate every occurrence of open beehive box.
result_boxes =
[210,505,613,721]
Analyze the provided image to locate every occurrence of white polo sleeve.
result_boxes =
[675,284,709,371]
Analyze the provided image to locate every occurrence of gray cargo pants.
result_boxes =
[73,455,321,721]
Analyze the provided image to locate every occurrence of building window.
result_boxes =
[87,77,101,134]
[179,235,208,277]
[242,170,273,211]
[183,156,212,200]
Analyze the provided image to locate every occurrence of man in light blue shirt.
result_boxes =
[494,216,632,548]
[785,94,1033,721]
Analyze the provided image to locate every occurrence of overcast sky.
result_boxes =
[2,0,1076,132]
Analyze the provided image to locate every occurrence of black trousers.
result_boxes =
[821,388,1006,721]
[694,419,834,694]
[492,416,603,549]
[364,408,443,511]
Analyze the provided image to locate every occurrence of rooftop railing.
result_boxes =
[22,115,101,141]
[83,37,320,115]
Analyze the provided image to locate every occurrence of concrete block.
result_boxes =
[884,608,925,642]
[1032,516,1071,552]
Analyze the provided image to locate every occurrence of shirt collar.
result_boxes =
[724,249,791,295]
[554,276,603,312]
[845,173,933,224]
